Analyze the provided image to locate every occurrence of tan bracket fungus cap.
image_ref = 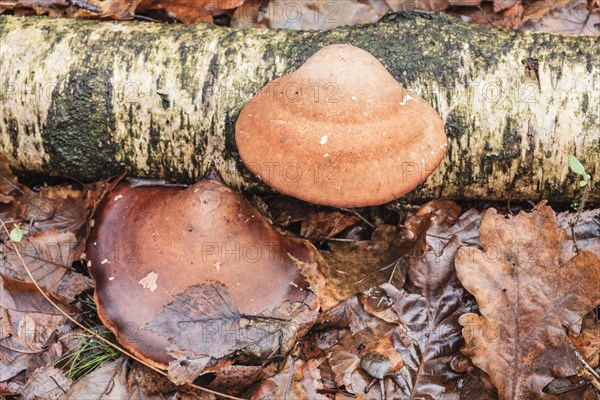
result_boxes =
[87,179,318,368]
[235,44,448,208]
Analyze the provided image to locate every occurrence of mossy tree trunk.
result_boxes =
[0,13,598,202]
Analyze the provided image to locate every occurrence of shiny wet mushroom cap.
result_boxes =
[87,179,318,369]
[235,44,448,208]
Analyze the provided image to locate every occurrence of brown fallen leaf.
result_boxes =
[0,273,77,382]
[455,204,600,400]
[1,230,91,301]
[60,358,128,399]
[262,196,361,241]
[20,365,71,400]
[317,222,429,302]
[251,357,326,400]
[141,0,245,23]
[382,236,468,398]
[300,211,360,241]
[0,173,116,301]
[233,0,386,30]
[494,0,519,12]
[557,208,600,263]
[569,313,600,368]
[524,0,599,34]
[145,282,317,383]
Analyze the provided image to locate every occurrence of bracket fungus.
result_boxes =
[235,44,448,208]
[87,179,319,370]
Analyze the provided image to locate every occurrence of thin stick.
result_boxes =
[0,218,245,400]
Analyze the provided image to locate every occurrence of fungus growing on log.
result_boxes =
[87,179,319,369]
[235,44,448,208]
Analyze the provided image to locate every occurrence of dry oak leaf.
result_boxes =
[455,204,600,400]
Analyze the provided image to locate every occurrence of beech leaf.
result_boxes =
[383,236,467,398]
[146,282,312,367]
[455,204,600,400]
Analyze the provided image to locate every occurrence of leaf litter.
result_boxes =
[1,156,599,398]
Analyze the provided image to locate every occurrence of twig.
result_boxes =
[283,356,296,400]
[49,375,67,394]
[0,218,245,400]
[337,208,375,229]
[568,339,600,391]
[570,179,592,252]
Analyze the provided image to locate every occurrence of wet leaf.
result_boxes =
[455,204,600,400]
[383,236,467,398]
[146,282,314,374]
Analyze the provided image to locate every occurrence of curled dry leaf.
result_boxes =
[382,236,467,398]
[455,204,600,400]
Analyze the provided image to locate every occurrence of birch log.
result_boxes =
[0,13,598,202]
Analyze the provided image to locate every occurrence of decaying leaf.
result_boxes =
[557,208,600,263]
[233,0,386,30]
[0,172,116,300]
[383,236,467,398]
[1,230,91,301]
[140,0,245,23]
[317,222,428,302]
[145,281,316,382]
[569,313,600,368]
[20,366,71,400]
[493,0,518,12]
[251,357,326,400]
[455,204,600,399]
[60,358,128,399]
[0,273,76,382]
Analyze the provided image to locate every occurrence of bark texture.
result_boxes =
[0,13,598,202]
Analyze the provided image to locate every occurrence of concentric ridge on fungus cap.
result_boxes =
[235,44,448,208]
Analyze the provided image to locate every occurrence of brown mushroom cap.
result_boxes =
[235,44,447,208]
[87,179,317,368]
